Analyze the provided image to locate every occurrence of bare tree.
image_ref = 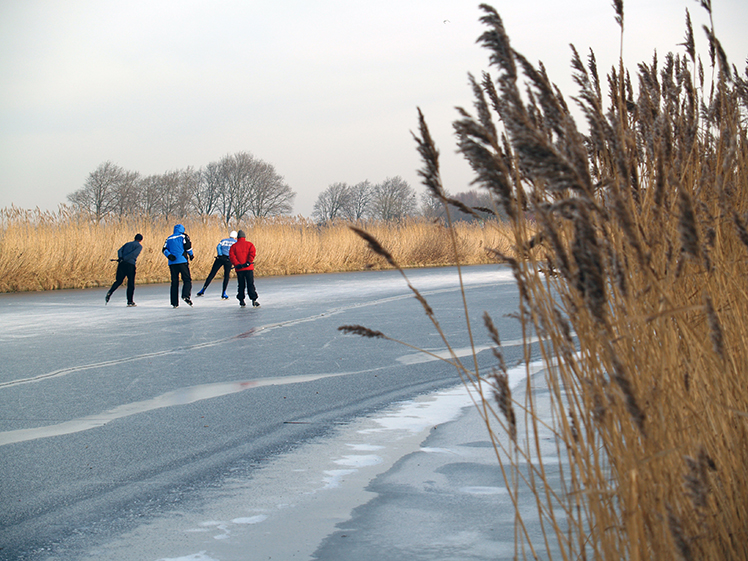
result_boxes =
[345,180,373,220]
[149,168,196,218]
[180,167,200,217]
[420,189,445,220]
[420,188,502,222]
[369,176,417,220]
[68,152,292,222]
[220,152,254,222]
[136,175,163,217]
[313,182,351,223]
[452,189,501,221]
[218,152,295,222]
[194,162,222,217]
[157,171,182,218]
[109,170,140,216]
[246,160,295,217]
[216,155,238,224]
[67,161,126,221]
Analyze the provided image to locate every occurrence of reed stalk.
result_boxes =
[343,2,748,558]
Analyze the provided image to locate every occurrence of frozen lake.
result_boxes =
[0,265,537,560]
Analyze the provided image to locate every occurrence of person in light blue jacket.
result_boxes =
[162,224,194,307]
[196,231,237,299]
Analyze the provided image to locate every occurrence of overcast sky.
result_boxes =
[1,0,746,218]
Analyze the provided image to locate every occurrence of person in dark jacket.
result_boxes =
[196,231,237,299]
[228,229,259,308]
[106,233,143,307]
[162,224,194,307]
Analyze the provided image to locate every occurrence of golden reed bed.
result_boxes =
[0,208,513,293]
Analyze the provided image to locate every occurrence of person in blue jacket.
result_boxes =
[162,224,194,307]
[196,231,237,299]
[106,233,143,307]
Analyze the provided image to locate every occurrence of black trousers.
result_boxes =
[236,269,258,303]
[169,263,192,306]
[108,262,136,304]
[202,256,231,293]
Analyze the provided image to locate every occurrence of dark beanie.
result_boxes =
[237,230,246,238]
[135,233,143,241]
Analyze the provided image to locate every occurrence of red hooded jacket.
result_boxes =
[229,236,256,271]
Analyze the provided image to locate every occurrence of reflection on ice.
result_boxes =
[396,336,541,365]
[257,267,515,308]
[1,359,544,448]
[397,344,494,365]
[76,376,527,560]
[0,371,356,447]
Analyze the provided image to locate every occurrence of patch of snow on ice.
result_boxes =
[361,386,473,434]
[156,551,219,561]
[420,447,462,455]
[459,486,508,495]
[322,469,356,489]
[346,443,384,451]
[231,515,268,524]
[333,454,382,468]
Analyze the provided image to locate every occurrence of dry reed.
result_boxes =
[342,2,748,559]
[0,207,514,293]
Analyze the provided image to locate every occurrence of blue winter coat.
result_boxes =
[118,240,142,265]
[216,237,236,258]
[162,224,193,265]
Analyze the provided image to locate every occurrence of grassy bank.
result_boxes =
[0,207,513,293]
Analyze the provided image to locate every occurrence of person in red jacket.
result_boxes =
[228,229,260,308]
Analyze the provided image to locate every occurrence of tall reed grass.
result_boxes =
[0,206,513,293]
[343,2,748,559]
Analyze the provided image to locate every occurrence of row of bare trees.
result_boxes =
[312,177,419,222]
[420,188,507,222]
[312,176,501,223]
[69,154,503,224]
[67,152,295,222]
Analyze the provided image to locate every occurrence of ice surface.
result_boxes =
[1,265,540,561]
[77,362,541,561]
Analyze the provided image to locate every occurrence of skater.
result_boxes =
[105,233,143,307]
[229,230,259,308]
[162,224,194,308]
[196,231,237,299]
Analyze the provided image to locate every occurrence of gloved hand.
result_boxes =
[189,253,194,261]
[167,254,176,261]
[116,258,123,263]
